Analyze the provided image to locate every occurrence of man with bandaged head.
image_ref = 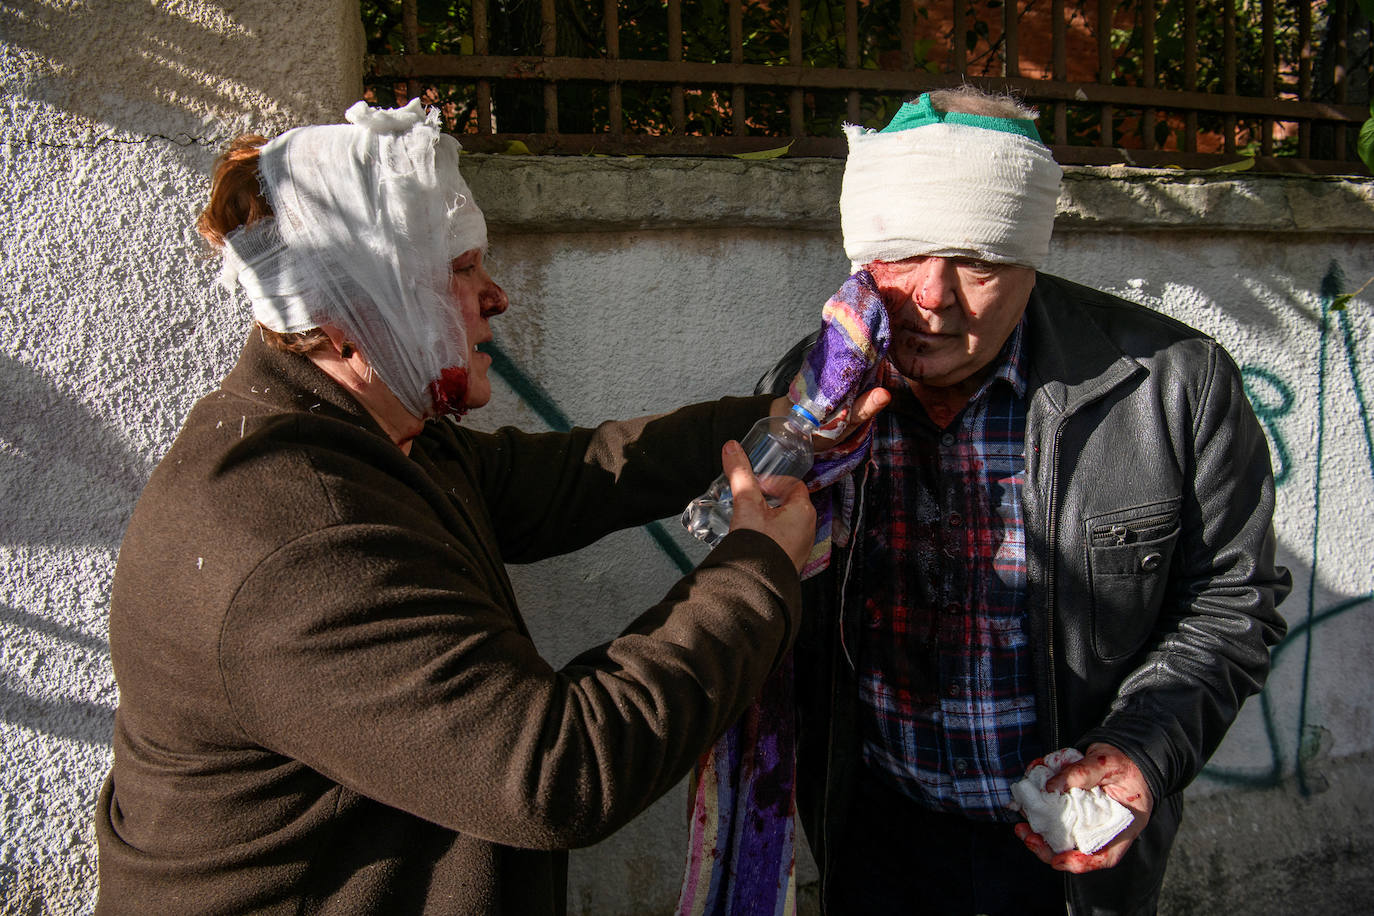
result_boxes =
[759,87,1290,914]
[94,100,885,913]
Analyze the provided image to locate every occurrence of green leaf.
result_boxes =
[1359,101,1374,173]
[501,140,533,156]
[733,141,794,160]
[1208,157,1254,172]
[1332,294,1353,311]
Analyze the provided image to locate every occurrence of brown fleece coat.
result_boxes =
[95,334,799,914]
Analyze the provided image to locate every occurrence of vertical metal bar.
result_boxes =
[542,0,557,134]
[1099,0,1114,146]
[1005,0,1019,78]
[668,0,684,133]
[1261,0,1274,156]
[731,0,746,134]
[475,0,492,134]
[605,0,621,137]
[1334,0,1349,158]
[1223,0,1236,154]
[846,0,860,123]
[953,0,968,77]
[902,0,916,71]
[790,0,805,137]
[1298,0,1311,158]
[1142,0,1156,150]
[402,0,419,102]
[1053,0,1066,145]
[1184,0,1197,153]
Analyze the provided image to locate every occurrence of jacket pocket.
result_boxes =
[1085,498,1182,661]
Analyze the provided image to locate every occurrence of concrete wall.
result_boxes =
[2,2,1372,913]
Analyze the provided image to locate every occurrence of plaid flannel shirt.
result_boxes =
[846,318,1042,821]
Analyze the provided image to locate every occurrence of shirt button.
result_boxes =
[953,759,969,774]
[948,512,963,528]
[1141,552,1163,572]
[940,433,956,447]
[946,683,961,698]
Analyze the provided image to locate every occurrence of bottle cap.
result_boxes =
[789,403,820,427]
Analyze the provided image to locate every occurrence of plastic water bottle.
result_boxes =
[681,404,819,547]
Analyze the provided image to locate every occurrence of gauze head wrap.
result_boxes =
[219,98,488,418]
[840,93,1062,271]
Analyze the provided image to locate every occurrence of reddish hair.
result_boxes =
[198,134,330,354]
[197,134,271,247]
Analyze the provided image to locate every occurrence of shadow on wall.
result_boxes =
[0,645,113,746]
[1,0,351,147]
[0,353,138,746]
[0,352,152,549]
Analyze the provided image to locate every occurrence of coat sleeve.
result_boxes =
[218,518,800,850]
[450,395,775,563]
[1079,343,1291,802]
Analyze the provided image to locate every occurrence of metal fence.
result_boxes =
[366,0,1372,173]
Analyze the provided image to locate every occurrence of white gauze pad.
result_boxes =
[1009,747,1135,855]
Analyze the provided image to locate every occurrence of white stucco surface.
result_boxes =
[4,2,1374,913]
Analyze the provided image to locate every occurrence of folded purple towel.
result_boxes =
[675,273,890,916]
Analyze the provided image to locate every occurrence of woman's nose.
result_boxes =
[481,280,508,317]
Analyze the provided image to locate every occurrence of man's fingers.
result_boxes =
[848,387,892,427]
[1013,824,1054,865]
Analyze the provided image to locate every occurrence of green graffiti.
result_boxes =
[484,342,696,576]
[1241,366,1295,488]
[1207,261,1374,793]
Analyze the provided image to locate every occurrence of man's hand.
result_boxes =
[1013,742,1153,873]
[722,440,816,573]
[768,388,892,451]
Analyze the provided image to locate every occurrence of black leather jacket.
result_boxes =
[759,273,1290,915]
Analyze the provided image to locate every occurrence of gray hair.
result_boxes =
[926,85,1039,121]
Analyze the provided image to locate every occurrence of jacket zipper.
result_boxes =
[1088,510,1176,545]
[1047,416,1079,912]
[1045,418,1064,752]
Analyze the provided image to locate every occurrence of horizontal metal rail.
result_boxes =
[374,53,1369,125]
[369,0,1373,172]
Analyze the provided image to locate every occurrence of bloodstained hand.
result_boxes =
[1013,742,1154,874]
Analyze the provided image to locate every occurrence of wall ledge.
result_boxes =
[460,154,1374,235]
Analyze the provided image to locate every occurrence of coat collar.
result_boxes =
[221,330,393,443]
[1023,273,1145,416]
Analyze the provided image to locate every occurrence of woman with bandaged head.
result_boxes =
[94,100,831,914]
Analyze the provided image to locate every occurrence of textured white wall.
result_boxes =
[4,2,1374,913]
[474,221,1374,914]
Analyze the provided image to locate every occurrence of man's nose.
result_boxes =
[911,257,957,311]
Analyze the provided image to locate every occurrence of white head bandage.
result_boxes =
[218,99,488,418]
[840,94,1062,271]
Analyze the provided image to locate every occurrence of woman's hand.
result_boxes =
[722,440,816,572]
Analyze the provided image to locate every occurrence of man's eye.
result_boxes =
[956,258,997,275]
